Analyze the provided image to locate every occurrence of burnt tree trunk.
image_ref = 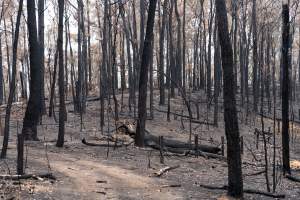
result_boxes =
[159,0,168,105]
[213,17,221,127]
[38,0,46,115]
[215,0,243,197]
[22,0,42,140]
[1,0,23,158]
[135,0,157,147]
[56,0,65,147]
[252,0,258,112]
[0,35,3,105]
[281,4,291,175]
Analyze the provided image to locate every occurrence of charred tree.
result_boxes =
[22,0,42,140]
[159,0,168,105]
[215,0,243,197]
[0,33,3,105]
[281,4,291,175]
[56,0,65,147]
[38,0,46,115]
[0,0,23,158]
[135,0,157,147]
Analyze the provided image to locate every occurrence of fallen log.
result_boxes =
[0,173,56,181]
[153,165,180,177]
[155,108,214,125]
[243,170,265,177]
[200,184,285,198]
[144,133,221,154]
[147,143,225,161]
[285,174,300,182]
[183,119,214,126]
[161,184,181,188]
[82,138,123,147]
[115,123,221,157]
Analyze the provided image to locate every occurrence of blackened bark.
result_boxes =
[80,0,87,112]
[56,0,65,147]
[1,0,23,158]
[111,10,119,121]
[182,0,186,93]
[3,19,11,88]
[207,0,213,101]
[48,44,58,117]
[67,21,75,112]
[38,0,46,115]
[252,0,258,112]
[174,0,182,91]
[22,0,42,140]
[87,0,92,91]
[0,35,3,105]
[17,133,24,175]
[213,19,221,127]
[168,0,175,97]
[215,0,243,197]
[149,41,154,119]
[138,0,146,86]
[100,0,108,132]
[120,33,126,108]
[135,0,157,147]
[159,0,168,105]
[281,4,291,175]
[299,25,300,86]
[118,2,131,111]
[64,5,68,101]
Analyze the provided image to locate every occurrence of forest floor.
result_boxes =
[1,90,300,199]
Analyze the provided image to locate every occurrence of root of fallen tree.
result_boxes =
[200,184,285,198]
[0,173,56,181]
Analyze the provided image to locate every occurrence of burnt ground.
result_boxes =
[1,90,300,199]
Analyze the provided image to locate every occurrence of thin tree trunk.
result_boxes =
[159,0,168,105]
[49,44,58,117]
[213,18,220,127]
[100,0,108,133]
[87,0,92,92]
[169,0,175,98]
[281,4,291,175]
[252,0,258,112]
[0,35,3,105]
[64,4,68,101]
[0,0,23,158]
[56,0,65,147]
[182,0,186,94]
[174,0,182,92]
